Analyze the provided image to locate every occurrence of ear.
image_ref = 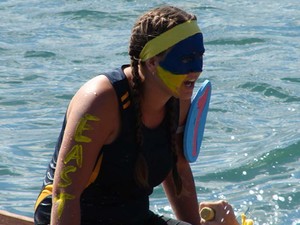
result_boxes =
[144,56,159,73]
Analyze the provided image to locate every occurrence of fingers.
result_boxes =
[199,200,229,211]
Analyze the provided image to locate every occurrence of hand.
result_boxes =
[199,200,240,225]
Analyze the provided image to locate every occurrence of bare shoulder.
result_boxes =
[69,75,117,113]
[67,75,120,143]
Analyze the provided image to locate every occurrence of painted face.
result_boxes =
[157,33,205,95]
[159,33,205,75]
[156,65,188,96]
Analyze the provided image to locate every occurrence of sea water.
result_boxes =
[0,0,299,224]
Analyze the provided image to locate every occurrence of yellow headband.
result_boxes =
[139,20,201,61]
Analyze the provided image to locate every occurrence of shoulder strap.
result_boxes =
[86,67,133,186]
[103,67,132,110]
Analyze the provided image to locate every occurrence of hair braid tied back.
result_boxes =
[128,5,196,195]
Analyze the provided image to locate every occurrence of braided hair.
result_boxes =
[128,5,196,195]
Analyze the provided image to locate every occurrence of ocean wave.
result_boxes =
[205,37,265,46]
[238,82,300,102]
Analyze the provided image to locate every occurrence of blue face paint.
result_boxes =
[159,33,205,75]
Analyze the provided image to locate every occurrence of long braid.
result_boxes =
[128,5,196,194]
[130,57,149,189]
[166,97,183,195]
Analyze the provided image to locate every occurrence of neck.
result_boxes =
[124,66,172,128]
[142,64,172,105]
[124,65,172,108]
[142,76,171,129]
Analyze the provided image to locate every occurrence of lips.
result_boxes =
[184,79,196,88]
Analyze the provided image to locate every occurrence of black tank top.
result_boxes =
[41,66,178,224]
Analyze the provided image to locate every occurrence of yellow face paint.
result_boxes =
[156,65,187,96]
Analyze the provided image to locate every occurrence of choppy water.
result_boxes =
[0,0,299,224]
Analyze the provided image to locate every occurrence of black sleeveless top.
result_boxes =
[40,66,178,224]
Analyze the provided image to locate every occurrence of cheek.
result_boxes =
[157,66,187,94]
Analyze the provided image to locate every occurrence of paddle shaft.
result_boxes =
[200,207,254,225]
[200,207,215,221]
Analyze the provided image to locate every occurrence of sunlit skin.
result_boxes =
[53,113,100,222]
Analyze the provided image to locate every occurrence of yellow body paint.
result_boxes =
[64,144,83,167]
[241,213,254,225]
[75,114,100,143]
[54,192,75,218]
[59,165,77,188]
[56,113,100,218]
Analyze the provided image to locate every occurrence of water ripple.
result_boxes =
[238,82,300,102]
[206,37,265,45]
[24,50,56,58]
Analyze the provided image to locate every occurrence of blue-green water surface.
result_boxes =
[0,0,299,224]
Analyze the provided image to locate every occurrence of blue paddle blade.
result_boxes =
[183,80,211,162]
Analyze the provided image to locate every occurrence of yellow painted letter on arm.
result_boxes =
[54,192,75,218]
[75,114,100,143]
[58,165,77,188]
[64,144,83,168]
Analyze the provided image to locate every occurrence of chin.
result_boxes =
[179,95,193,101]
[178,91,193,100]
[178,87,194,100]
[170,85,194,99]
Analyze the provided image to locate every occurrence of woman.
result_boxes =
[34,5,240,225]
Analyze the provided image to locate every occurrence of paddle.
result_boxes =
[183,79,211,162]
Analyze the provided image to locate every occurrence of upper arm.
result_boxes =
[53,75,119,197]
